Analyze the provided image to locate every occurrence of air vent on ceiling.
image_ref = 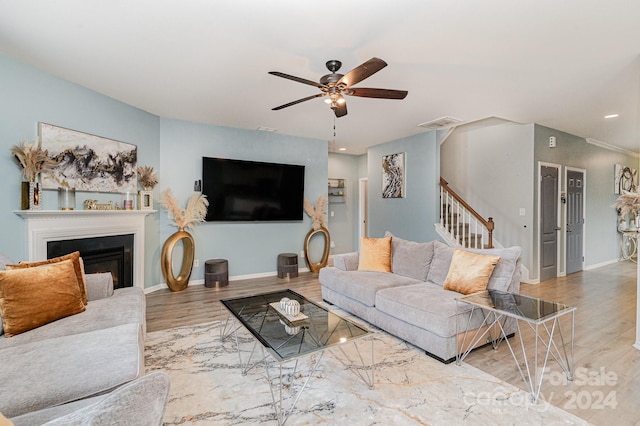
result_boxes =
[257,126,278,132]
[418,116,464,130]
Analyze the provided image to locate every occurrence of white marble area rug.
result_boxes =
[145,320,587,425]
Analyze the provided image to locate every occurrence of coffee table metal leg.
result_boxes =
[261,347,326,426]
[495,313,574,403]
[330,334,376,389]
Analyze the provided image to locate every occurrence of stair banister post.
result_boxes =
[487,217,494,249]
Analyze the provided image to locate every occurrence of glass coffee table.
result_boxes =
[220,289,375,425]
[456,289,575,403]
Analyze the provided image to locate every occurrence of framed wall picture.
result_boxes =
[614,163,638,194]
[382,152,405,198]
[39,123,138,193]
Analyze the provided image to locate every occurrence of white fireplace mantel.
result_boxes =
[14,210,156,289]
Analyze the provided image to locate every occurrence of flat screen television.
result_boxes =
[202,157,305,222]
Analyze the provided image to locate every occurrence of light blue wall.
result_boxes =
[367,132,440,242]
[327,153,360,254]
[0,53,329,287]
[158,118,328,279]
[0,53,162,285]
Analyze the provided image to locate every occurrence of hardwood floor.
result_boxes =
[146,261,639,425]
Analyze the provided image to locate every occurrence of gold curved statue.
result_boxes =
[304,226,330,274]
[161,228,195,292]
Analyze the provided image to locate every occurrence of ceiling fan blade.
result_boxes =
[337,57,387,88]
[272,93,326,110]
[268,71,326,89]
[332,95,347,117]
[346,87,408,99]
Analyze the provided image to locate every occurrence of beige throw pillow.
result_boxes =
[7,251,87,305]
[358,237,392,273]
[443,249,500,295]
[0,259,86,337]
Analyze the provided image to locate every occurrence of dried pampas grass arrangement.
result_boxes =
[137,166,159,190]
[160,189,209,231]
[10,138,52,182]
[612,191,640,217]
[304,194,328,230]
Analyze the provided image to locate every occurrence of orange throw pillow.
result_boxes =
[358,237,392,273]
[6,251,87,305]
[443,249,500,295]
[0,259,86,337]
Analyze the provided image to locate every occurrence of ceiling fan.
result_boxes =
[269,57,408,118]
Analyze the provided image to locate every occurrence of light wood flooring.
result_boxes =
[146,261,639,425]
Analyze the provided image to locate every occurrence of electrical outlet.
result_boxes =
[194,259,200,267]
[300,250,304,258]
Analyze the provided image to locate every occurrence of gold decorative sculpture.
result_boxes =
[303,195,330,273]
[160,189,208,291]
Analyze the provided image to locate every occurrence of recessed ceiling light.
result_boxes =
[604,114,619,119]
[338,147,347,151]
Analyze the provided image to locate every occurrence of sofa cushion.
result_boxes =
[319,267,420,307]
[358,237,392,273]
[6,251,88,305]
[427,241,521,292]
[375,282,485,338]
[0,260,86,337]
[0,287,146,349]
[0,322,144,418]
[385,232,434,280]
[443,249,500,295]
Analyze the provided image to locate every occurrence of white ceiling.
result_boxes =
[1,0,639,155]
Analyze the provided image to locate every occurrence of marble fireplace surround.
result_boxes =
[14,210,155,289]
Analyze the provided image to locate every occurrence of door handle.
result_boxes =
[555,227,561,231]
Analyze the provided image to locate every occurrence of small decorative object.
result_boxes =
[285,300,301,317]
[122,191,135,210]
[83,200,115,210]
[57,186,76,210]
[382,152,405,198]
[137,166,158,211]
[11,138,52,210]
[303,195,330,273]
[160,189,209,292]
[612,191,640,229]
[279,298,290,310]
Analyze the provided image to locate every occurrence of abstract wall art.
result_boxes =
[614,163,638,194]
[39,123,137,193]
[382,152,405,198]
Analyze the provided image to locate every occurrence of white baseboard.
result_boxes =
[584,258,620,271]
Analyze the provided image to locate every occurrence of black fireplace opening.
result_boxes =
[47,234,134,289]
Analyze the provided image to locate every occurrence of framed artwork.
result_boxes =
[614,164,637,194]
[39,123,137,193]
[382,152,405,198]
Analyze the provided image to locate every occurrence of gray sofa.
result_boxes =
[0,254,160,424]
[319,237,522,363]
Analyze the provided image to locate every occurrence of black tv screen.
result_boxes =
[202,157,305,222]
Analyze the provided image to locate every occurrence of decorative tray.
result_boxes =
[269,302,309,323]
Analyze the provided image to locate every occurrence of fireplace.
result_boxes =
[15,210,154,289]
[48,234,134,289]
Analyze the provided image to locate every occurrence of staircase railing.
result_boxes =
[440,178,494,249]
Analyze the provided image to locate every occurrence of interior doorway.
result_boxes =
[539,163,561,282]
[565,168,586,275]
[358,178,368,247]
